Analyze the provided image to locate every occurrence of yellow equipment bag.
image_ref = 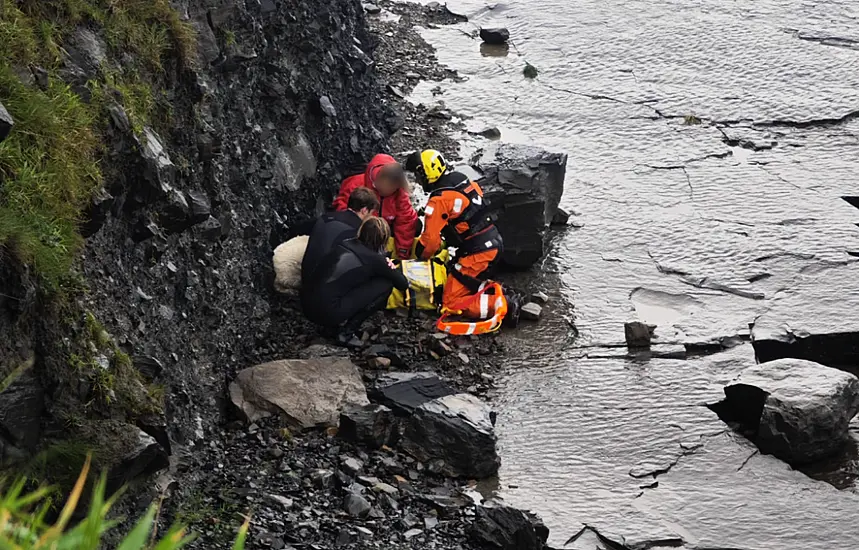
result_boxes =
[387,250,449,312]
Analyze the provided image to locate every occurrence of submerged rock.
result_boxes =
[479,28,510,45]
[0,100,13,143]
[229,359,369,428]
[472,500,549,550]
[714,359,859,463]
[401,393,500,478]
[472,143,567,268]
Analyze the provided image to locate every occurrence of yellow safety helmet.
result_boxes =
[420,149,448,185]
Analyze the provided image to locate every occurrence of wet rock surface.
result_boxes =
[408,0,859,546]
[472,500,548,550]
[714,359,859,463]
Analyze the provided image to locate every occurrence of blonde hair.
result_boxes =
[357,216,390,252]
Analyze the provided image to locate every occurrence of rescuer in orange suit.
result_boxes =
[407,149,503,319]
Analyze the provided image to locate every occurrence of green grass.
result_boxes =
[0,0,195,288]
[0,456,251,549]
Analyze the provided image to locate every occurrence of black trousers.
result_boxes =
[303,277,393,331]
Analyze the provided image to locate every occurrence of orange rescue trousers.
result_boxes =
[442,248,499,318]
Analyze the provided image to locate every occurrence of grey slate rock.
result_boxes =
[472,500,549,550]
[319,95,338,117]
[343,493,372,518]
[472,143,567,268]
[479,28,510,45]
[521,302,543,321]
[339,404,396,449]
[624,321,654,348]
[401,393,500,479]
[716,359,859,463]
[371,372,456,416]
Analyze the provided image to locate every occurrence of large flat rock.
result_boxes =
[752,262,859,370]
[230,359,369,428]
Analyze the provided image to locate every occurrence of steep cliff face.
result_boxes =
[0,0,397,480]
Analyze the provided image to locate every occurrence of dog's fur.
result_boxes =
[272,236,309,293]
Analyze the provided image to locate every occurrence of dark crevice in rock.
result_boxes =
[756,108,859,129]
[736,449,759,472]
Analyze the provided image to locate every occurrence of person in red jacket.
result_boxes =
[333,154,418,259]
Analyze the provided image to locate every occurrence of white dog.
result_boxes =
[272,236,309,293]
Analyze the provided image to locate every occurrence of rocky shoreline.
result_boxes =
[152,2,553,549]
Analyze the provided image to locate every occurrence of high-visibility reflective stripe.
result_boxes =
[455,263,463,271]
[480,294,490,318]
[465,323,476,335]
[425,205,434,215]
[485,241,493,249]
[453,198,463,213]
[478,281,488,291]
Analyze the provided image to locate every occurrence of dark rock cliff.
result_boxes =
[0,0,397,480]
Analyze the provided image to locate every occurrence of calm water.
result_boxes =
[400,0,859,547]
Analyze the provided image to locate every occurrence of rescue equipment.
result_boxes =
[386,250,449,312]
[435,281,509,335]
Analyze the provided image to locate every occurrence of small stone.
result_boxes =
[335,528,353,546]
[344,494,372,518]
[158,305,174,321]
[520,303,543,321]
[523,63,539,79]
[404,528,423,539]
[477,127,502,140]
[625,321,655,348]
[425,517,439,530]
[372,482,398,495]
[264,493,293,509]
[531,291,549,304]
[319,96,337,117]
[355,526,373,539]
[341,456,363,475]
[247,423,260,434]
[369,356,392,369]
[358,476,380,486]
[551,208,571,226]
[310,469,335,489]
[480,27,510,45]
[136,287,154,301]
[457,352,470,364]
[363,3,382,14]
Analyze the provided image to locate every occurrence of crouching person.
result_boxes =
[300,217,408,347]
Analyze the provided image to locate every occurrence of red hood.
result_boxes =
[364,154,399,189]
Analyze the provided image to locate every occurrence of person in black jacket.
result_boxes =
[301,217,409,347]
[295,187,380,286]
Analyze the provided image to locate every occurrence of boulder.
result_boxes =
[400,393,500,478]
[229,359,369,428]
[0,100,13,143]
[273,236,309,293]
[370,372,456,416]
[479,28,510,45]
[472,500,549,550]
[715,359,859,463]
[339,404,397,449]
[471,143,567,269]
[0,359,44,452]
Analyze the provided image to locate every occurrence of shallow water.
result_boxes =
[407,0,859,547]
